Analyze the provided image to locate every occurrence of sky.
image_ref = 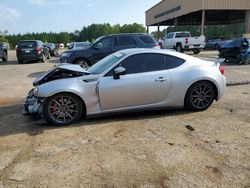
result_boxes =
[0,0,161,34]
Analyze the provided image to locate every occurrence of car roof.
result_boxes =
[118,48,185,57]
[107,33,148,37]
[19,40,42,43]
[117,48,207,64]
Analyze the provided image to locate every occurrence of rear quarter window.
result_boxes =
[175,33,190,38]
[119,36,136,46]
[138,36,156,44]
[165,55,185,69]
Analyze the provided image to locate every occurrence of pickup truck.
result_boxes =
[0,42,8,62]
[159,31,206,54]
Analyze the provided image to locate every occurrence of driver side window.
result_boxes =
[97,37,114,48]
[120,53,166,74]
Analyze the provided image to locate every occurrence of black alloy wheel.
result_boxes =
[185,81,216,111]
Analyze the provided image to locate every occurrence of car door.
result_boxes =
[98,53,172,110]
[165,33,175,49]
[92,36,117,62]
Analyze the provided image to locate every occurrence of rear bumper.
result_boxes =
[17,54,42,61]
[184,45,205,49]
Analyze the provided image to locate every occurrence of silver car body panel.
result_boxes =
[27,48,226,117]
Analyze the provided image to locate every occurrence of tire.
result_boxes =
[176,44,183,53]
[44,93,83,126]
[75,58,90,69]
[185,81,216,111]
[2,51,8,62]
[192,49,201,54]
[215,44,220,50]
[18,59,23,64]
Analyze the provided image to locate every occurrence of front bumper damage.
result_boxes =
[23,89,44,117]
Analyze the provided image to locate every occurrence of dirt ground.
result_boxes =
[0,51,249,188]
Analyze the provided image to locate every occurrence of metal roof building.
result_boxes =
[146,0,250,35]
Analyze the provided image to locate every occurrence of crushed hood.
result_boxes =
[33,64,90,86]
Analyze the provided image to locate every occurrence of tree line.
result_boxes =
[2,23,146,49]
[0,22,245,49]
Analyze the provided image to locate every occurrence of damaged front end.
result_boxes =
[23,89,45,117]
[23,64,89,117]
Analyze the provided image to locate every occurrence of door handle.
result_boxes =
[155,77,168,82]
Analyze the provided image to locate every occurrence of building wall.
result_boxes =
[146,0,250,26]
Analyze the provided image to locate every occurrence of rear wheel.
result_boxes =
[192,49,201,54]
[44,93,83,126]
[75,58,90,69]
[2,51,8,62]
[18,59,23,64]
[185,81,216,111]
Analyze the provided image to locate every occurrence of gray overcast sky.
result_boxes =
[0,0,161,34]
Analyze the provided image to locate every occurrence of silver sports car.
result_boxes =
[24,49,226,126]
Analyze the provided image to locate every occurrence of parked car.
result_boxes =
[44,43,58,56]
[59,43,64,49]
[219,38,250,64]
[205,37,232,50]
[24,48,225,126]
[60,33,160,68]
[68,42,91,50]
[159,31,205,54]
[16,40,50,64]
[0,42,8,62]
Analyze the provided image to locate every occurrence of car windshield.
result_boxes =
[87,52,125,74]
[75,43,89,47]
[91,36,104,46]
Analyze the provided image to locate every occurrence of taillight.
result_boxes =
[185,38,188,44]
[219,66,224,75]
[16,48,21,53]
[35,47,42,54]
[153,43,160,49]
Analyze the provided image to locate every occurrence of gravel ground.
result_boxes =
[0,50,249,188]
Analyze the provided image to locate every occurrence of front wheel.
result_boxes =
[44,93,83,126]
[185,81,216,111]
[75,58,90,69]
[176,44,183,53]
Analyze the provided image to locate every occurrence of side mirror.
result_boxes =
[243,42,248,47]
[94,43,102,49]
[113,67,126,80]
